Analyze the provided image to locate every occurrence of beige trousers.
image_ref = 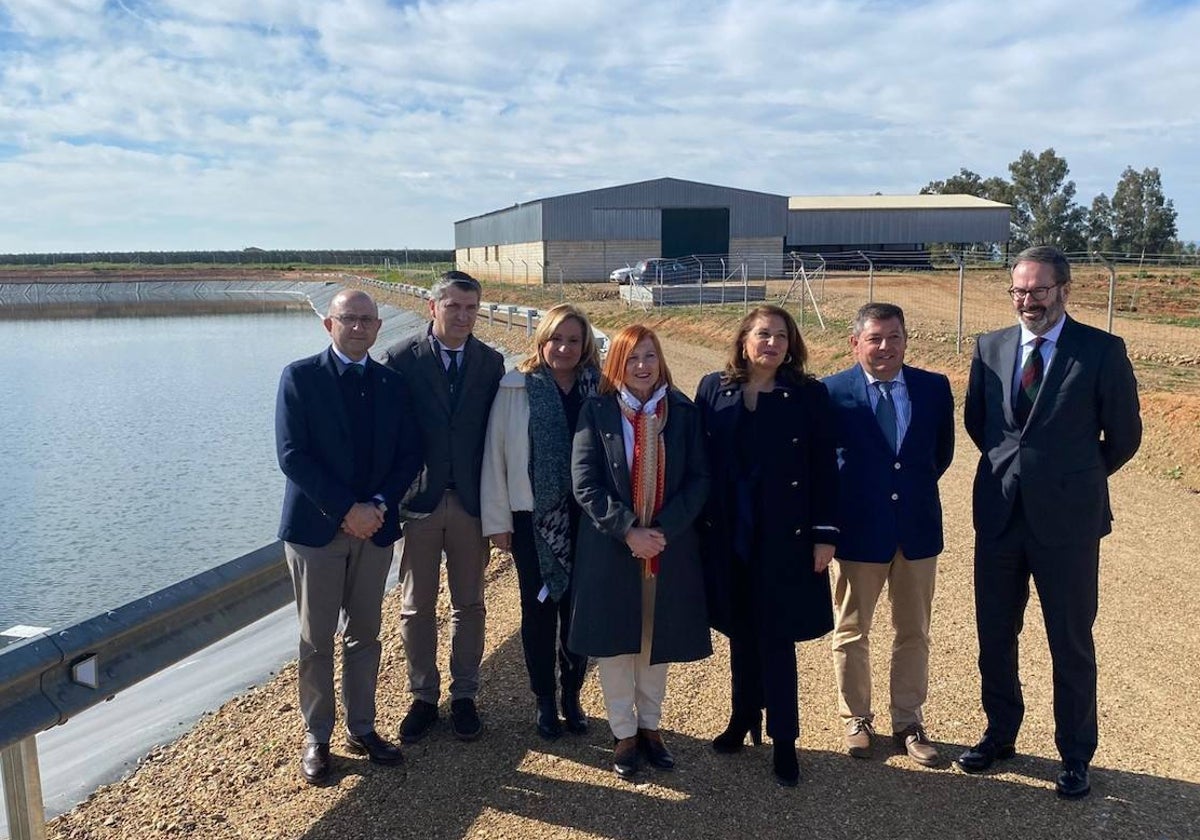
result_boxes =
[830,552,937,730]
[596,575,669,740]
[398,490,489,703]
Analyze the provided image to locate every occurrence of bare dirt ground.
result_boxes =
[46,282,1200,840]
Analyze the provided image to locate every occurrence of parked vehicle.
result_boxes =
[610,258,694,285]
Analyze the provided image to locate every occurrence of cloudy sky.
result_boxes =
[1,0,1197,252]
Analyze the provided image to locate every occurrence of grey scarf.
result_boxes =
[526,365,600,601]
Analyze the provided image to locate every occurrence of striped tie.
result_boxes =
[1014,337,1045,426]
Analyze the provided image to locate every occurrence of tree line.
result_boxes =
[921,148,1191,256]
[0,248,455,267]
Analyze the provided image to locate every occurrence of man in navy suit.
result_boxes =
[958,246,1141,799]
[823,302,955,766]
[276,288,423,784]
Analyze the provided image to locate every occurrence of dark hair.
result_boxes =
[431,270,483,302]
[599,324,673,395]
[723,304,809,384]
[853,302,907,337]
[1012,245,1071,286]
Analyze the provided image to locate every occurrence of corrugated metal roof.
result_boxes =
[788,194,1011,210]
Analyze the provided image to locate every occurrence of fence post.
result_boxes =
[2,736,47,840]
[859,251,874,302]
[1096,253,1117,334]
[951,253,965,354]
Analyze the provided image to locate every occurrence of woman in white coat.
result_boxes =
[481,304,601,739]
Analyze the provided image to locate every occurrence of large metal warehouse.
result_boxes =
[454,178,787,283]
[454,179,1010,283]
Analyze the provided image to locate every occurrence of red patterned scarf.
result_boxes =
[619,390,668,577]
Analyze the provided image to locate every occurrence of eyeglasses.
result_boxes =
[330,314,379,327]
[1006,285,1059,302]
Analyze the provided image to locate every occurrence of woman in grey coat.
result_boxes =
[568,324,711,780]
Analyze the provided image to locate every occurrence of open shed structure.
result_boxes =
[454,179,1011,283]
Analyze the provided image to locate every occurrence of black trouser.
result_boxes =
[512,512,587,699]
[728,569,799,743]
[974,507,1100,764]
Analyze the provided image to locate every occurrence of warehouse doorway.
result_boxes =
[661,208,729,259]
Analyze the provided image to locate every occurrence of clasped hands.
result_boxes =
[625,526,666,560]
[341,501,385,540]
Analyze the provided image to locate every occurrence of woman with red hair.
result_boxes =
[568,324,711,780]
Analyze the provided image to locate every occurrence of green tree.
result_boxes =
[921,168,1014,205]
[1086,193,1115,253]
[1007,148,1086,251]
[1110,166,1178,256]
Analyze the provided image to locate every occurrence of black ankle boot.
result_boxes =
[561,689,588,734]
[535,696,562,740]
[773,741,799,786]
[712,709,763,754]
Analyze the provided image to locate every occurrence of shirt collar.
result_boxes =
[330,345,367,369]
[619,383,669,414]
[863,367,906,389]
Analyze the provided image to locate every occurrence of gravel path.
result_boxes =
[46,324,1200,840]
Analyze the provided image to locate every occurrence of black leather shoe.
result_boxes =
[398,699,439,744]
[561,690,588,735]
[301,743,332,784]
[613,736,640,779]
[451,698,483,741]
[345,731,404,766]
[638,728,675,770]
[773,741,800,787]
[712,709,763,754]
[1055,760,1090,799]
[955,737,1016,774]
[535,696,563,740]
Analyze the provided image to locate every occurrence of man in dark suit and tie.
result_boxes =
[823,303,955,767]
[958,245,1142,799]
[276,288,423,784]
[382,271,505,743]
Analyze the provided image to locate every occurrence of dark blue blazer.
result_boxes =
[276,346,423,548]
[822,364,955,563]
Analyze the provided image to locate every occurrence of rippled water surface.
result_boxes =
[0,310,344,629]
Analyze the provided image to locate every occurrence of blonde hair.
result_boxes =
[516,304,600,374]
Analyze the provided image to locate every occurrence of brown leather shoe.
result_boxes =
[844,717,875,759]
[637,728,675,770]
[894,724,940,767]
[613,736,640,779]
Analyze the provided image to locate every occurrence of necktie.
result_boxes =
[874,380,898,453]
[1015,337,1045,427]
[344,363,364,378]
[446,349,461,397]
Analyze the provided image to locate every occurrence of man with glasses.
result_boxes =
[383,271,505,744]
[276,288,423,784]
[958,246,1142,799]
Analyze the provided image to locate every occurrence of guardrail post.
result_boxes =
[525,308,537,336]
[2,736,46,840]
[487,303,497,325]
[506,305,518,330]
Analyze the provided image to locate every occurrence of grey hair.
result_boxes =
[429,270,483,303]
[1012,245,1071,286]
[852,302,907,337]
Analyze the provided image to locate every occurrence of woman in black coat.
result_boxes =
[569,324,711,781]
[695,304,838,786]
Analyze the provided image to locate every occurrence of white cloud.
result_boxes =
[0,0,1197,250]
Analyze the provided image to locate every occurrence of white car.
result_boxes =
[609,264,639,284]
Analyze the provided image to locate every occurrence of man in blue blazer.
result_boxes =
[958,246,1141,799]
[823,302,955,767]
[276,288,423,784]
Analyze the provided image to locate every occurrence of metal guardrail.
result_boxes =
[0,541,290,839]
